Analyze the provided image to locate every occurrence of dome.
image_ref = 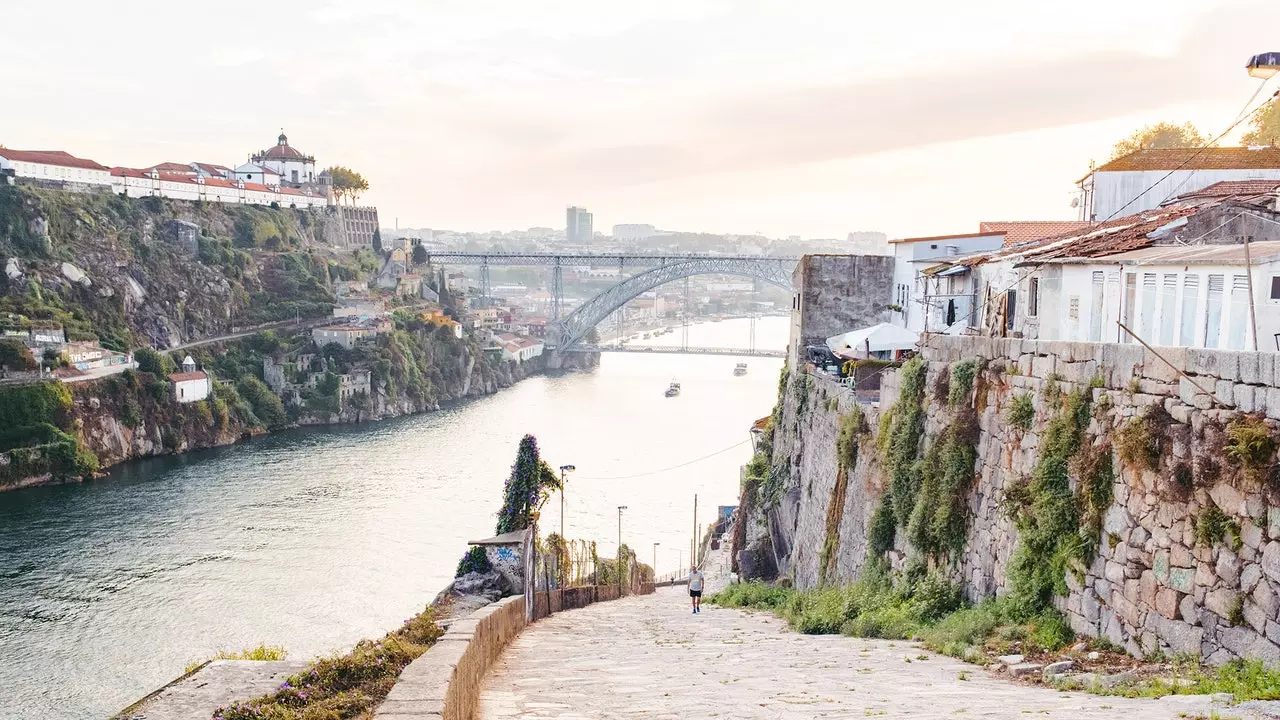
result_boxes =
[254,130,313,162]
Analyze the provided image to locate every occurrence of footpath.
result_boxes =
[479,554,1235,719]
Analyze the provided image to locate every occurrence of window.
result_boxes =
[1270,276,1280,301]
[1228,274,1250,349]
[1028,277,1040,316]
[1089,271,1105,341]
[1122,273,1137,342]
[1138,273,1157,341]
[1005,289,1017,331]
[1159,274,1177,346]
[1205,274,1224,349]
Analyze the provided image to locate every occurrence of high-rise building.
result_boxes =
[566,206,593,244]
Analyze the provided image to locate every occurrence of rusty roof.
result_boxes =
[1093,147,1280,174]
[168,371,207,383]
[1172,179,1280,201]
[0,149,109,171]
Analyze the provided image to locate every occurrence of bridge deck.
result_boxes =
[561,345,784,358]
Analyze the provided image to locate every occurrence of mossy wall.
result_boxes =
[742,335,1280,664]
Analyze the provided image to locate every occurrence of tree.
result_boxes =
[0,340,36,371]
[237,376,286,429]
[495,434,562,534]
[1110,122,1207,159]
[372,229,383,253]
[134,347,176,376]
[326,166,369,205]
[1242,100,1280,147]
[412,244,428,265]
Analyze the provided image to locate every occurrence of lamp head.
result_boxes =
[1247,52,1280,79]
[560,464,575,472]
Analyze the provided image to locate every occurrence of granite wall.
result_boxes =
[743,335,1280,664]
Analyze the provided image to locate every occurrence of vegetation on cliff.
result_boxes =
[0,381,98,486]
[0,186,373,349]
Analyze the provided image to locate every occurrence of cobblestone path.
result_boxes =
[480,586,1236,719]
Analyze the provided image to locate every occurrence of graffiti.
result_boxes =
[496,546,516,561]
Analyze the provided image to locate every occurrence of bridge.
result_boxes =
[423,252,800,354]
[562,345,785,358]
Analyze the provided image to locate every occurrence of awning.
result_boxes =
[826,323,920,358]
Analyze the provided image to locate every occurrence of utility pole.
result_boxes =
[653,542,660,584]
[617,505,627,593]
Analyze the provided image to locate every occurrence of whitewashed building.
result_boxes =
[169,356,211,403]
[890,231,1006,335]
[251,132,316,186]
[0,149,112,187]
[1077,147,1280,223]
[232,163,281,187]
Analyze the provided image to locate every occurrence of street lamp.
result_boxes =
[1247,52,1280,79]
[652,542,660,583]
[558,464,575,540]
[617,505,628,592]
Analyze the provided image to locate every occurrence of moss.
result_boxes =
[1223,415,1276,486]
[836,407,865,471]
[1115,405,1171,473]
[882,356,928,528]
[867,494,897,562]
[1007,393,1035,430]
[1074,440,1116,562]
[818,466,850,587]
[1195,505,1242,551]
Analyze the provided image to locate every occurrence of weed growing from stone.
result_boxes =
[1222,415,1276,485]
[1008,393,1035,430]
[1194,505,1242,551]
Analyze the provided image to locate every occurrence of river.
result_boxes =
[0,316,787,720]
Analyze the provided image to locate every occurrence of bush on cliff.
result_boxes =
[455,546,491,577]
[237,376,286,429]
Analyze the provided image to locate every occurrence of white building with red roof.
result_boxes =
[251,131,316,187]
[0,149,111,187]
[169,356,211,403]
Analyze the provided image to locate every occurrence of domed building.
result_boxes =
[250,131,316,187]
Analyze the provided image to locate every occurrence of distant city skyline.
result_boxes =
[2,1,1278,238]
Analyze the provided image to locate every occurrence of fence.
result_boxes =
[528,536,654,620]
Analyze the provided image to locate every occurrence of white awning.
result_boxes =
[826,323,920,358]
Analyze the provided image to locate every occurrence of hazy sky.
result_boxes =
[3,0,1278,238]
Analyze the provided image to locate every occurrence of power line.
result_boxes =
[576,439,752,481]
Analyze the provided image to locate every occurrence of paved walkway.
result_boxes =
[480,587,1238,720]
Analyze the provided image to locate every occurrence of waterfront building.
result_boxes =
[169,356,211,403]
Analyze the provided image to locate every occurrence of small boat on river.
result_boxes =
[664,381,681,397]
[733,363,748,376]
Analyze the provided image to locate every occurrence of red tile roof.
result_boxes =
[1173,180,1280,200]
[111,167,152,178]
[193,162,232,175]
[149,162,194,174]
[890,231,1004,244]
[0,149,109,171]
[1093,147,1280,173]
[978,221,1093,247]
[168,371,208,383]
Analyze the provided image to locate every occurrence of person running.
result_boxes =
[688,565,705,614]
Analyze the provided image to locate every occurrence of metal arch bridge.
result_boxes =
[562,345,785,358]
[423,252,798,351]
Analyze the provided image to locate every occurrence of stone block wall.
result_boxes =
[745,335,1280,664]
[788,255,895,367]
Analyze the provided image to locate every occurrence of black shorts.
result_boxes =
[689,589,702,598]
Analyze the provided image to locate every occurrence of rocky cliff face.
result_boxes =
[0,187,366,350]
[740,336,1280,664]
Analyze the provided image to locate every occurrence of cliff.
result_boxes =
[0,186,374,350]
[740,337,1280,664]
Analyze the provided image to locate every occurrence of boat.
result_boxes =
[733,363,748,376]
[643,332,651,339]
[664,381,681,397]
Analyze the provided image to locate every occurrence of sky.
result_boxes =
[3,0,1279,239]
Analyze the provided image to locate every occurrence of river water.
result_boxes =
[0,317,787,720]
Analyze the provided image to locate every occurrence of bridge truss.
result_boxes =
[423,252,798,351]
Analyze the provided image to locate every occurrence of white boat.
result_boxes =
[664,381,681,397]
[733,363,748,376]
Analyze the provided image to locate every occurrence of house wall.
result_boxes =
[891,235,1005,334]
[1027,261,1280,351]
[174,378,210,403]
[1090,169,1280,221]
[0,159,111,186]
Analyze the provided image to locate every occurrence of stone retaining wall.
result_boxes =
[376,583,654,719]
[746,335,1280,664]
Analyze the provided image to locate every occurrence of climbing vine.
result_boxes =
[1003,388,1092,618]
[495,434,562,534]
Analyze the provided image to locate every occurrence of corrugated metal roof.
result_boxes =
[1061,241,1280,266]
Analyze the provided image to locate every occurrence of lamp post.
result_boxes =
[617,505,627,591]
[1246,52,1280,79]
[652,542,660,584]
[558,464,575,541]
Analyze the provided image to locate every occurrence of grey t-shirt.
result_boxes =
[689,571,705,591]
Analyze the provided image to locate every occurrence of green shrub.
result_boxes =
[1223,415,1276,485]
[134,347,176,376]
[1195,505,1242,550]
[455,546,491,577]
[708,581,794,611]
[948,361,977,406]
[1007,393,1034,430]
[237,376,286,429]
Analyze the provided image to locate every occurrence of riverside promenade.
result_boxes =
[479,554,1229,719]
